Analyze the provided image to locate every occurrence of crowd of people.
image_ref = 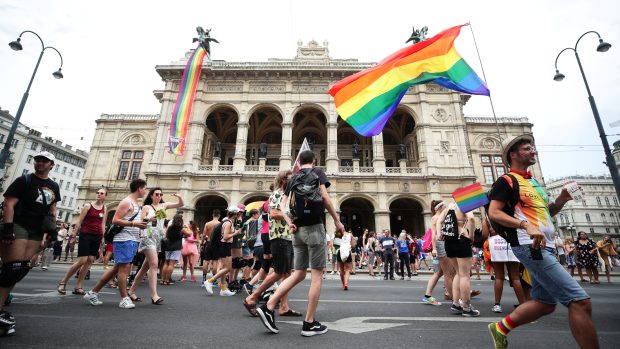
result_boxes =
[0,138,612,347]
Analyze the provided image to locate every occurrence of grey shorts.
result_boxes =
[293,223,327,270]
[435,240,447,258]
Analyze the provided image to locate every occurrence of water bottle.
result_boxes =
[432,256,439,273]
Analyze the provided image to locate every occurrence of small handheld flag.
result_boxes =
[292,138,311,174]
[452,182,489,213]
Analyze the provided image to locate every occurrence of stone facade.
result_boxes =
[78,41,541,237]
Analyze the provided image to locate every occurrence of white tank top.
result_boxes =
[114,201,141,242]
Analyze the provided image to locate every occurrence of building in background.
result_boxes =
[0,108,88,223]
[78,40,542,236]
[547,175,620,240]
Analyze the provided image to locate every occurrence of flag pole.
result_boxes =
[466,22,503,143]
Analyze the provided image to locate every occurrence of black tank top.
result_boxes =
[441,210,459,242]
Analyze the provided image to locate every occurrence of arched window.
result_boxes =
[597,197,602,206]
[601,213,607,223]
[586,213,591,222]
[605,197,610,206]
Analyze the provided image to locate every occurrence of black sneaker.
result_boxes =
[0,311,15,326]
[301,320,328,337]
[383,276,388,280]
[243,283,254,296]
[450,303,463,314]
[390,276,395,280]
[462,306,481,317]
[257,304,278,334]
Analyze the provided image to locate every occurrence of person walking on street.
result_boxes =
[595,235,617,283]
[0,151,61,334]
[83,179,147,309]
[487,134,598,349]
[256,150,344,337]
[57,188,108,296]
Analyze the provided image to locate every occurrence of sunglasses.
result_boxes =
[96,192,106,195]
[154,193,163,197]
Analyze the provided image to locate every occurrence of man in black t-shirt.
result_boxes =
[0,151,61,331]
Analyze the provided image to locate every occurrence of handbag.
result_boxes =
[104,210,139,244]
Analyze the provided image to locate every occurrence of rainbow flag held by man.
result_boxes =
[329,24,489,137]
[452,182,489,213]
[168,44,208,155]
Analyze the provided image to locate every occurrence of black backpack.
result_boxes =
[289,168,324,220]
[488,174,522,243]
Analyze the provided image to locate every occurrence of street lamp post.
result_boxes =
[553,31,620,201]
[0,30,64,172]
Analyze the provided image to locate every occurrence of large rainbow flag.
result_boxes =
[168,44,207,155]
[329,24,489,136]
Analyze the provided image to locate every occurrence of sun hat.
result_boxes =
[501,134,535,166]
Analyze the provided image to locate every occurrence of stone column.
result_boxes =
[212,157,220,172]
[280,122,293,170]
[259,158,266,172]
[326,121,339,173]
[352,158,360,173]
[233,122,248,171]
[372,134,386,173]
[399,158,407,173]
[374,211,390,231]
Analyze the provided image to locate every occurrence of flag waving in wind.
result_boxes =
[292,138,311,174]
[329,24,489,137]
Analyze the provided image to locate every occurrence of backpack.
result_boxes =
[209,218,229,252]
[288,168,324,220]
[488,173,522,242]
[421,228,433,253]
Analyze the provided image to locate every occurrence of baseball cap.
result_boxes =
[34,150,56,163]
[227,205,240,214]
[501,134,534,166]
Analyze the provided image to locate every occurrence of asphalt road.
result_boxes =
[1,264,618,348]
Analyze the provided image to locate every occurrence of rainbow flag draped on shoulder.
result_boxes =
[329,24,489,137]
[168,44,207,155]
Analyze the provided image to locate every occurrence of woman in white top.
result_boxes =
[337,230,356,290]
[485,217,526,313]
[128,187,183,305]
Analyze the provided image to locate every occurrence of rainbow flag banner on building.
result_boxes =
[329,24,489,137]
[452,182,489,213]
[168,44,207,155]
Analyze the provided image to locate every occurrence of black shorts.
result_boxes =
[337,250,353,263]
[202,243,216,261]
[271,238,293,275]
[219,242,232,258]
[261,234,271,255]
[77,234,102,257]
[445,238,473,258]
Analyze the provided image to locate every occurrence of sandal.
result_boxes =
[243,300,258,317]
[72,288,86,295]
[57,283,67,295]
[279,309,302,317]
[129,293,142,302]
[151,297,164,305]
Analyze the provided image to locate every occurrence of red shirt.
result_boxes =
[80,203,104,235]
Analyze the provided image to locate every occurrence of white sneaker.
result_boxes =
[492,304,502,313]
[204,280,214,295]
[220,289,236,296]
[119,297,135,309]
[83,291,102,306]
[330,271,336,275]
[266,283,278,293]
[41,266,48,270]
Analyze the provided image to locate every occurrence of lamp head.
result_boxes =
[597,38,611,52]
[52,68,63,79]
[9,38,22,51]
[553,70,565,82]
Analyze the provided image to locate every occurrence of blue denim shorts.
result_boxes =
[242,246,252,257]
[512,245,590,306]
[113,241,139,264]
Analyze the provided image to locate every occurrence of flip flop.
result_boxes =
[151,297,164,305]
[57,283,67,295]
[129,293,142,302]
[243,300,258,317]
[279,309,302,317]
[72,288,86,295]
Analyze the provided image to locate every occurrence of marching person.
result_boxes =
[0,151,61,333]
[487,134,598,349]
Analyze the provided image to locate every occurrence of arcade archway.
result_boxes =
[194,195,228,229]
[339,197,375,238]
[389,198,424,237]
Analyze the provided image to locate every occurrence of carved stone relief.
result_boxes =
[208,179,218,189]
[433,108,449,122]
[256,181,264,191]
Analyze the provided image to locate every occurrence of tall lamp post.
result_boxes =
[553,31,620,201]
[0,30,64,172]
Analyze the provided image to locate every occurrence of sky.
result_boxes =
[0,0,619,181]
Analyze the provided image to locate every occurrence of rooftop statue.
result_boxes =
[405,26,428,44]
[193,26,219,55]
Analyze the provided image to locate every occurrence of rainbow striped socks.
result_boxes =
[496,315,516,336]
